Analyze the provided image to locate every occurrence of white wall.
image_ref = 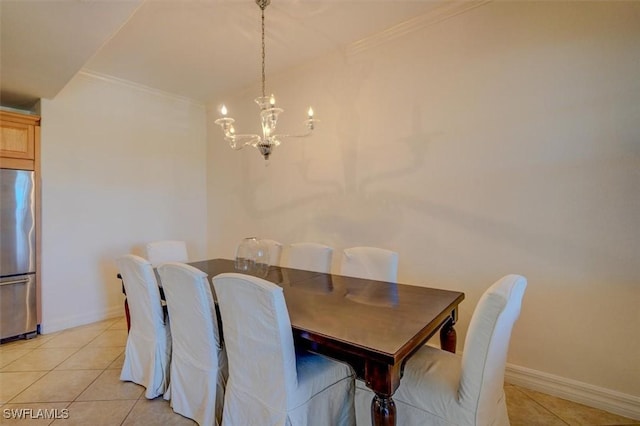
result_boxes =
[207,1,640,400]
[40,71,208,333]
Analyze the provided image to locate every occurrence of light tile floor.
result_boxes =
[0,318,638,425]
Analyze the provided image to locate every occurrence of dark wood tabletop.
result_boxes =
[186,258,465,426]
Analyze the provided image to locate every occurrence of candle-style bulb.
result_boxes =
[221,105,227,116]
[308,107,314,118]
[270,95,276,106]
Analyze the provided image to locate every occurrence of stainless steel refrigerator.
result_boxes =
[0,168,37,340]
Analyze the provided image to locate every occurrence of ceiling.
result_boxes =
[0,0,449,109]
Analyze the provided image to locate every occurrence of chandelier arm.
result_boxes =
[224,134,261,150]
[229,134,261,143]
[272,119,318,139]
[272,132,312,140]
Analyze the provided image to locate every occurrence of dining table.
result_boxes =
[119,258,464,425]
[180,259,464,426]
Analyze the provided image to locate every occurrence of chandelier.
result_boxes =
[215,0,317,160]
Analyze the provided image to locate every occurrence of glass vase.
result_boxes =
[235,237,269,277]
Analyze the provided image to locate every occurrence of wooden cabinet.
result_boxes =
[0,110,41,170]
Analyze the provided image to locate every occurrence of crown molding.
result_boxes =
[346,0,491,57]
[78,69,205,108]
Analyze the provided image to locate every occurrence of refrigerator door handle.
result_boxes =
[0,278,30,286]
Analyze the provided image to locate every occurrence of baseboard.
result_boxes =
[505,363,640,421]
[40,305,123,334]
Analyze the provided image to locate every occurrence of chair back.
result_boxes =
[116,254,170,398]
[213,273,297,413]
[287,242,333,273]
[116,255,166,336]
[157,263,221,368]
[261,239,283,266]
[459,274,527,424]
[340,246,399,282]
[145,240,188,266]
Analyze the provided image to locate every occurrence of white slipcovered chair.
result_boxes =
[116,254,171,399]
[157,262,227,426]
[212,272,355,426]
[340,246,399,282]
[286,242,333,273]
[145,240,188,266]
[261,239,283,266]
[355,274,527,426]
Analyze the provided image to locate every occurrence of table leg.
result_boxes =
[439,315,457,353]
[372,394,396,426]
[365,360,401,426]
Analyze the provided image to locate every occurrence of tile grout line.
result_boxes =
[67,320,141,426]
[119,395,141,426]
[3,320,119,407]
[54,320,125,424]
[69,323,122,405]
[52,321,118,425]
[5,331,96,403]
[0,339,77,372]
[516,387,571,426]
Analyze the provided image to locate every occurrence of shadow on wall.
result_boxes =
[232,54,439,246]
[231,131,633,282]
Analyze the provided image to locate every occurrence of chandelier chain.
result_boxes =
[261,6,266,99]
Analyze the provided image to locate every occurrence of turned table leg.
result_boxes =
[439,312,458,353]
[372,393,396,426]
